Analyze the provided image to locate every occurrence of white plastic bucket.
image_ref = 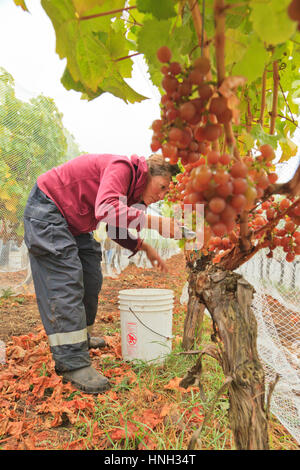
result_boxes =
[119,288,174,364]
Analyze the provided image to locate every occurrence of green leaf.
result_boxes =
[239,129,255,153]
[61,67,94,94]
[102,25,134,78]
[137,17,193,88]
[41,0,77,60]
[136,0,176,19]
[72,0,114,16]
[100,74,149,103]
[72,0,126,18]
[75,32,110,91]
[250,124,280,148]
[41,0,146,102]
[61,63,147,104]
[225,28,248,67]
[226,4,250,30]
[250,0,297,45]
[232,35,268,84]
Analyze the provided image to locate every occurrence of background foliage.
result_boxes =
[0,67,80,242]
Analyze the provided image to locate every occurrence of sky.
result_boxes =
[0,0,161,157]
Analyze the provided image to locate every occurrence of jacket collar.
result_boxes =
[129,154,148,204]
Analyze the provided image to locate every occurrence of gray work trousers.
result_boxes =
[23,184,103,372]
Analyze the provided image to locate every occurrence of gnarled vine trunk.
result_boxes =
[182,255,269,450]
[182,275,205,350]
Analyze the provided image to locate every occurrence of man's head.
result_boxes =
[141,154,179,206]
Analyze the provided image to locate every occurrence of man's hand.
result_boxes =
[140,241,168,273]
[145,215,182,239]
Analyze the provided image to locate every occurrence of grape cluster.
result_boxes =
[155,46,279,238]
[151,46,227,165]
[252,197,300,262]
[288,0,300,30]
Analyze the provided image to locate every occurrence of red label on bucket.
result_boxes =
[126,322,138,356]
[127,332,137,345]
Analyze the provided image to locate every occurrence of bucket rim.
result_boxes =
[119,288,174,296]
[118,298,174,307]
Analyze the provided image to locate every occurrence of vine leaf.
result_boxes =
[13,0,28,11]
[280,138,298,162]
[250,0,297,46]
[40,0,147,102]
[250,124,280,148]
[232,35,269,84]
[72,0,118,17]
[136,0,176,19]
[137,17,193,89]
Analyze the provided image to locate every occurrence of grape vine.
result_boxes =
[15,0,300,268]
[151,42,300,266]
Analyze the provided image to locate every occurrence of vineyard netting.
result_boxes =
[0,69,299,445]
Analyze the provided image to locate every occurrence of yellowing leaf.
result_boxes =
[0,189,10,200]
[73,0,125,17]
[13,0,29,11]
[279,138,298,162]
[239,130,255,152]
[72,0,104,16]
[4,200,17,212]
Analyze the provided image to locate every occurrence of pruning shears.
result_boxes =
[180,225,197,240]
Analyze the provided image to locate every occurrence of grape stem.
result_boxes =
[188,0,209,58]
[213,0,251,251]
[278,81,297,126]
[214,0,240,162]
[78,6,136,21]
[245,96,252,133]
[188,0,220,153]
[270,60,279,135]
[239,211,252,252]
[258,68,267,126]
[114,52,141,62]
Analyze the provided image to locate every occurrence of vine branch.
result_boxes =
[214,0,240,161]
[279,80,297,125]
[188,0,209,59]
[78,5,136,21]
[258,68,267,126]
[270,60,279,135]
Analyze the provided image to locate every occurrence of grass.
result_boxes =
[61,311,299,451]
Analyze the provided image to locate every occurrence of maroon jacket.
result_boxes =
[37,154,148,253]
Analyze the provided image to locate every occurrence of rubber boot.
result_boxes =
[88,336,106,349]
[61,366,111,394]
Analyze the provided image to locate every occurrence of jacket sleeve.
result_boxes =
[95,160,146,253]
[106,225,144,255]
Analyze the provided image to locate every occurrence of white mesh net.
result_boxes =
[237,248,300,444]
[0,67,80,294]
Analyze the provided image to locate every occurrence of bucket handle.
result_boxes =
[129,307,174,340]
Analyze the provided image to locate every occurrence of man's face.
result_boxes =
[142,175,171,206]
